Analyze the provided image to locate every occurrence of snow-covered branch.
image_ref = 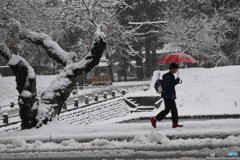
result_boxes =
[128,21,168,25]
[20,30,78,66]
[36,30,106,127]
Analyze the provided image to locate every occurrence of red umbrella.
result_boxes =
[159,53,198,64]
[159,53,198,78]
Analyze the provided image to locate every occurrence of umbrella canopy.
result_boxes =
[159,53,198,64]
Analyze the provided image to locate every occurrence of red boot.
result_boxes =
[172,124,183,128]
[150,117,157,128]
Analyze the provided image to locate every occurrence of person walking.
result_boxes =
[150,63,183,128]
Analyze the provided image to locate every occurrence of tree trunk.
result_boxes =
[0,28,106,129]
[0,43,38,129]
[145,39,152,78]
[136,51,144,80]
[151,41,157,72]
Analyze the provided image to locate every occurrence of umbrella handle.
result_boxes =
[177,70,179,78]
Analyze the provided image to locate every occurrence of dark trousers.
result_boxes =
[155,98,178,124]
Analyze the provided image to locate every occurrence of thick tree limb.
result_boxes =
[20,30,78,66]
[0,43,37,129]
[35,30,106,127]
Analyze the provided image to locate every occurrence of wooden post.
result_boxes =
[10,102,14,108]
[112,91,116,98]
[85,96,89,105]
[74,98,78,107]
[3,113,8,124]
[103,92,107,100]
[94,94,98,101]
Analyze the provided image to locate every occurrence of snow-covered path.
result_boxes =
[0,118,240,159]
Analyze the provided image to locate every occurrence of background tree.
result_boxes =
[117,0,166,78]
[160,0,240,67]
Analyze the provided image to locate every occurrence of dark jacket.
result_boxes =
[161,72,180,99]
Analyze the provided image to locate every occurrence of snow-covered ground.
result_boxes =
[0,118,240,159]
[0,66,240,159]
[0,75,149,107]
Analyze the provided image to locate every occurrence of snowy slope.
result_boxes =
[0,66,240,159]
[175,66,240,116]
[1,66,240,116]
[1,66,240,117]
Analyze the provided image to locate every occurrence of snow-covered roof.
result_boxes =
[98,57,108,67]
[157,43,182,54]
[141,43,182,55]
[0,66,9,69]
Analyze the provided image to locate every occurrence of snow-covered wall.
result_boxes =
[59,97,129,125]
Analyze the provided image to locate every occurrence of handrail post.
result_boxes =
[121,90,126,95]
[3,113,8,124]
[103,92,107,100]
[10,102,14,108]
[74,98,78,107]
[112,91,116,98]
[85,96,89,105]
[94,94,98,101]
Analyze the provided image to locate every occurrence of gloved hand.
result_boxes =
[175,78,180,84]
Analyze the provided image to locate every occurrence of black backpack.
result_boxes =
[154,79,163,93]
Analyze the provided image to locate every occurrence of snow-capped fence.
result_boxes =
[2,113,8,124]
[0,90,127,128]
[0,102,17,110]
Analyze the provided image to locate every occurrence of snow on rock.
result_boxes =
[91,139,112,146]
[148,131,170,144]
[61,139,77,147]
[132,131,171,145]
[32,141,43,148]
[12,139,27,148]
